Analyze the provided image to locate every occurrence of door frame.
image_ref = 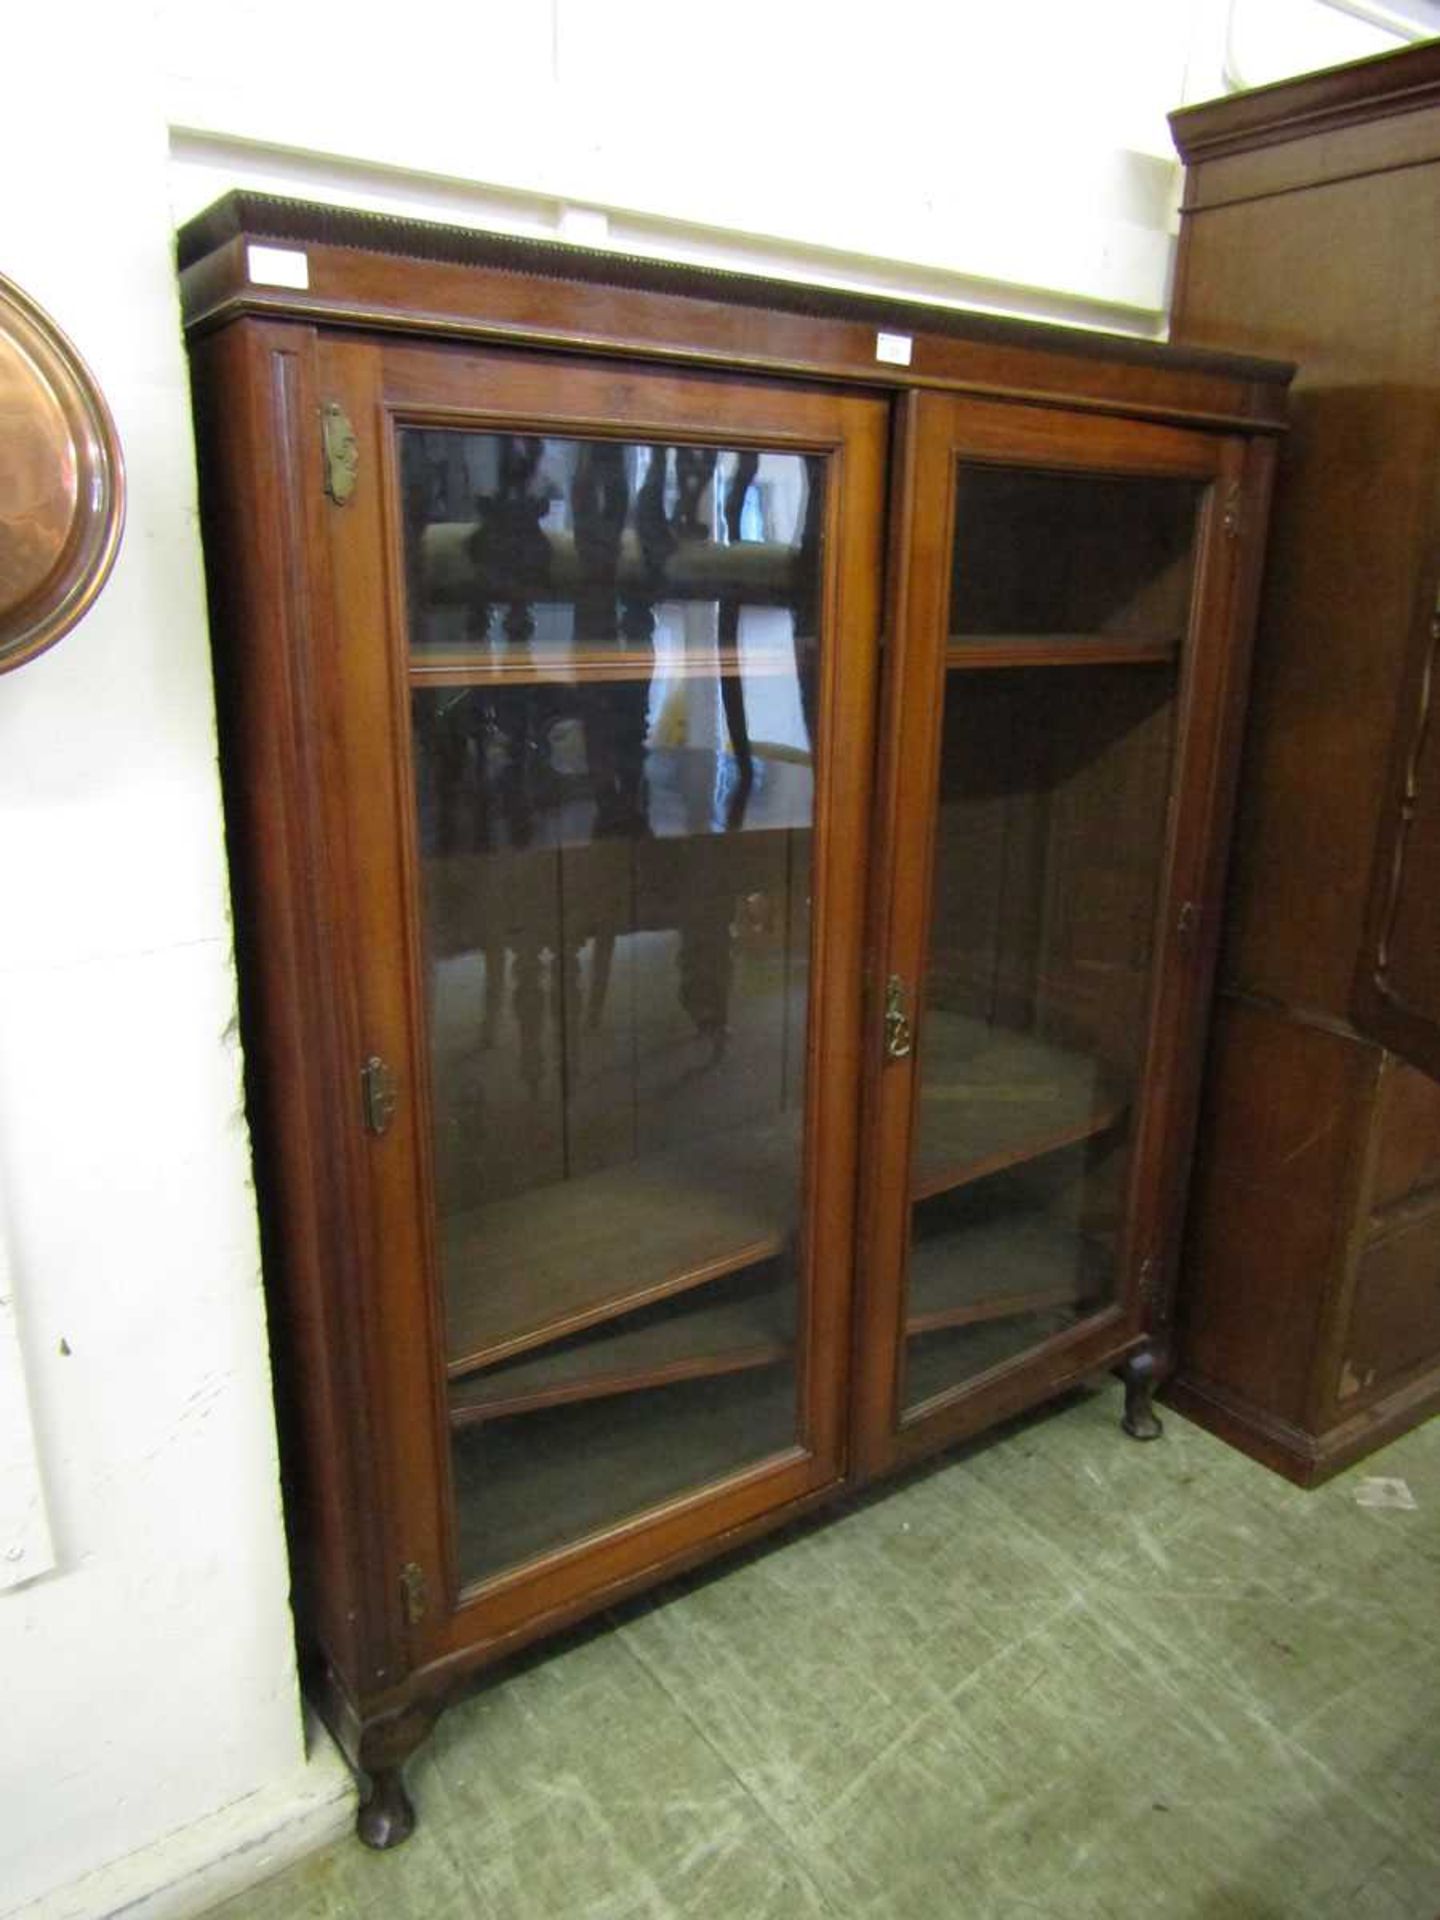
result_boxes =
[314,332,891,1665]
[853,389,1261,1478]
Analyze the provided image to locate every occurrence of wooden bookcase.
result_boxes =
[177,195,1287,1843]
[1168,41,1440,1485]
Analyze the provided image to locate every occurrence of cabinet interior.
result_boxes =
[900,463,1193,1415]
[403,427,823,1583]
[405,434,1196,1568]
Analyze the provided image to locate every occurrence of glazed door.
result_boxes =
[317,335,885,1655]
[855,393,1257,1474]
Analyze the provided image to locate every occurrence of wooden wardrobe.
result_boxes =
[1168,40,1440,1484]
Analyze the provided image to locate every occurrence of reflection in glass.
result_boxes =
[902,465,1200,1414]
[399,429,823,1584]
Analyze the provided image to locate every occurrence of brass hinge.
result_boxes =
[361,1055,398,1136]
[399,1561,428,1626]
[1222,480,1242,540]
[321,401,359,505]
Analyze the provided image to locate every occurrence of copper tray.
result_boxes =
[0,274,124,673]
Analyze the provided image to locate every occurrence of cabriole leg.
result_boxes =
[357,1765,416,1850]
[1118,1344,1164,1442]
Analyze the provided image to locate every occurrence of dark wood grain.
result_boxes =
[1369,1056,1440,1213]
[1171,39,1440,173]
[181,198,1285,1830]
[188,322,407,1699]
[1168,42,1440,1482]
[177,198,1291,437]
[1353,575,1440,1078]
[946,636,1179,670]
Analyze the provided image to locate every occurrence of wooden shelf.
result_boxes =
[946,634,1179,671]
[902,1215,1108,1412]
[448,1274,791,1424]
[443,1120,798,1377]
[903,1304,1080,1413]
[411,641,800,688]
[906,1213,1107,1334]
[451,1364,798,1587]
[913,1013,1128,1203]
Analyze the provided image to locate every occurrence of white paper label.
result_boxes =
[875,331,913,366]
[1354,1476,1418,1510]
[246,244,310,291]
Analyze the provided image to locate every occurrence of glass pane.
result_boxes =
[949,466,1197,656]
[400,428,823,1586]
[902,464,1200,1416]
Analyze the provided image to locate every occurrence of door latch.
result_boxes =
[361,1055,398,1136]
[320,400,359,505]
[884,974,914,1062]
[399,1561,428,1626]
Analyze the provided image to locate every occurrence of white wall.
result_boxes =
[161,0,1194,333]
[0,1,1422,1914]
[0,8,301,1914]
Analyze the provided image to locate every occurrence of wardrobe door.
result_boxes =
[315,335,886,1657]
[1353,552,1440,1082]
[855,392,1256,1473]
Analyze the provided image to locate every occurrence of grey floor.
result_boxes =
[210,1384,1440,1919]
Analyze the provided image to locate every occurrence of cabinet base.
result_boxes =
[1163,1366,1440,1487]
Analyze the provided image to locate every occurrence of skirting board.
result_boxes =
[5,1714,354,1920]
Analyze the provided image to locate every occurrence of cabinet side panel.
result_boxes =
[1370,1058,1440,1214]
[1178,999,1371,1423]
[1340,1199,1440,1408]
[1353,547,1440,1077]
[189,322,383,1710]
[1172,166,1440,1017]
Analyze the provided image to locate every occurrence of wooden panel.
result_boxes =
[1171,43,1440,198]
[1353,568,1440,1080]
[189,323,416,1698]
[1369,1057,1440,1215]
[1339,1197,1440,1407]
[947,637,1178,670]
[177,198,1291,434]
[1362,712,1440,1041]
[1170,47,1440,1480]
[1179,999,1371,1425]
[1176,98,1440,211]
[1174,166,1440,1015]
